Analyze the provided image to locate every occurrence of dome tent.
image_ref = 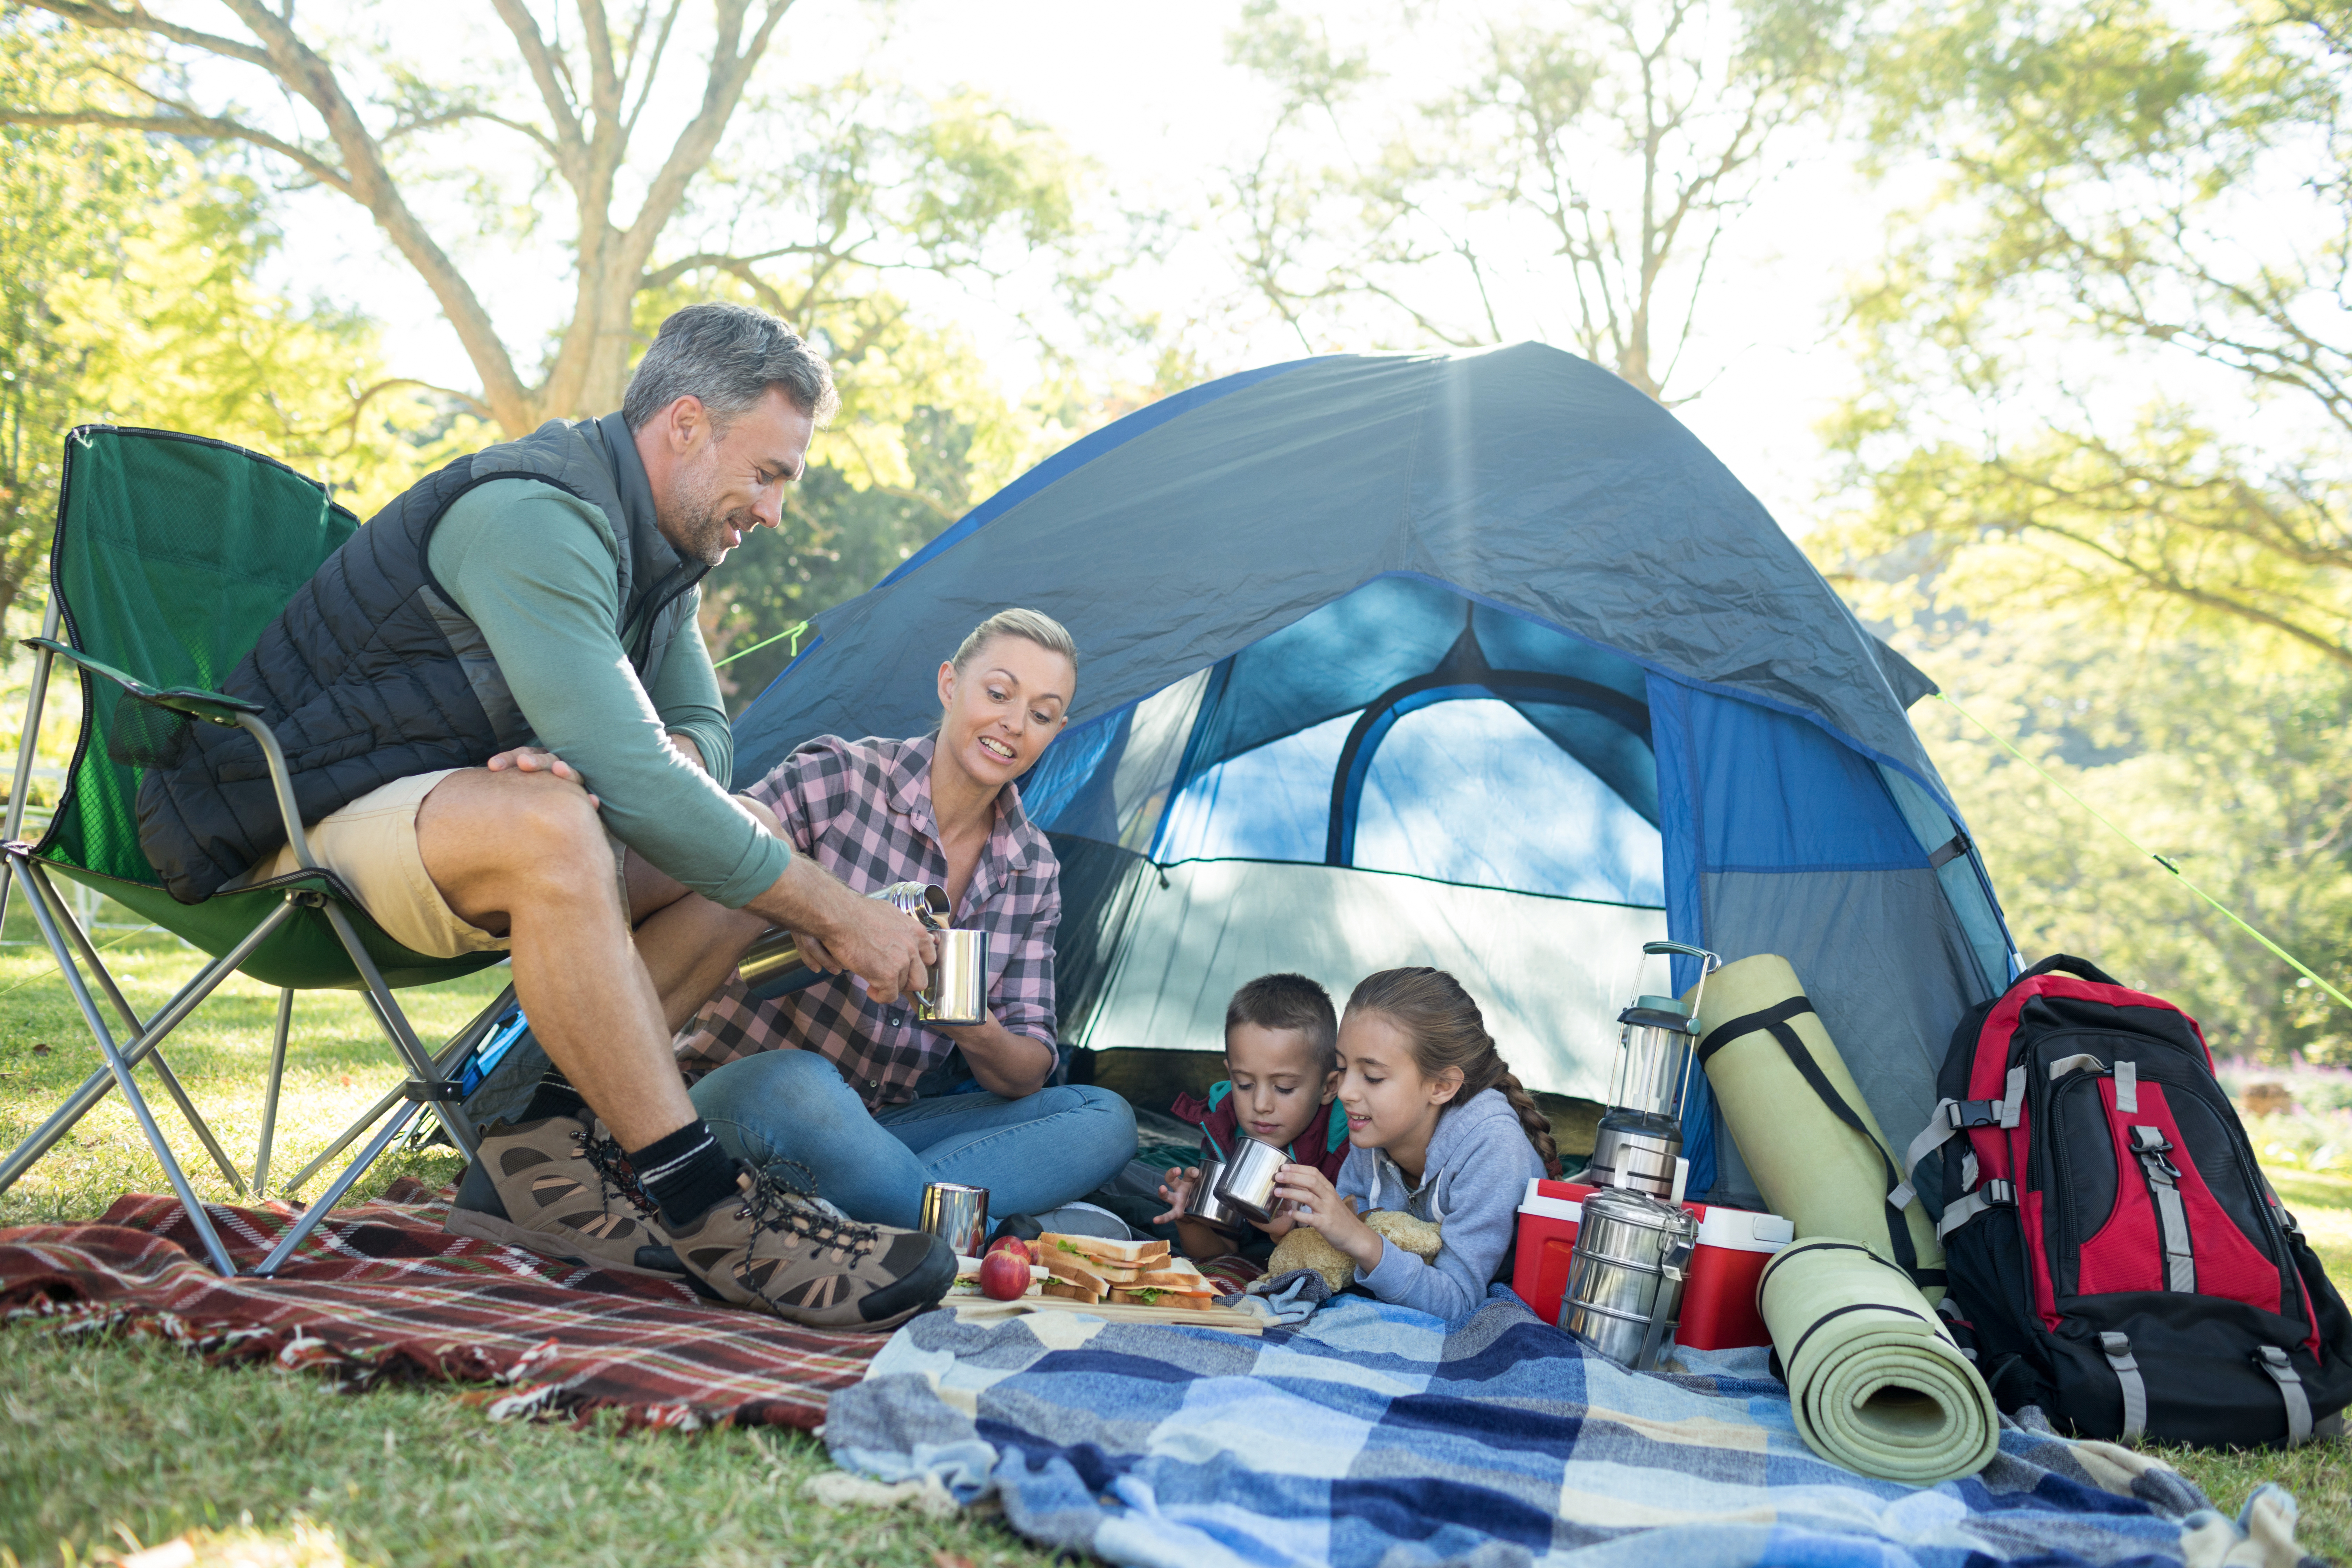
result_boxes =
[731,344,2018,1204]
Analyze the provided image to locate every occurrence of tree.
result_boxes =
[2,1,1085,434]
[692,306,1204,715]
[1819,0,2352,1047]
[1892,606,2352,1062]
[672,283,1037,711]
[1220,0,1849,401]
[0,26,160,620]
[0,18,484,621]
[1824,0,2352,665]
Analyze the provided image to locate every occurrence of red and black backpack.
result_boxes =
[1909,954,2352,1446]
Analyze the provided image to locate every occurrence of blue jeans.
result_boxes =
[688,1049,1139,1229]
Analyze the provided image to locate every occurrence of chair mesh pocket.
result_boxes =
[106,692,194,770]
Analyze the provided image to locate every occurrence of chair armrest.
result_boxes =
[22,637,317,871]
[22,638,263,727]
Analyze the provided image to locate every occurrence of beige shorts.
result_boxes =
[248,768,624,960]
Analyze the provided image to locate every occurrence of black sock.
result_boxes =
[522,1066,587,1124]
[629,1120,740,1228]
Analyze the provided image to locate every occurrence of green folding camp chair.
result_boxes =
[0,426,509,1276]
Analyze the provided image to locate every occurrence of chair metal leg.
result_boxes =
[136,1053,246,1195]
[28,863,247,1194]
[251,1096,427,1277]
[19,854,236,1275]
[0,889,297,1196]
[0,591,61,938]
[252,990,294,1197]
[398,982,515,1152]
[277,983,511,1196]
[279,1081,401,1197]
[318,902,479,1162]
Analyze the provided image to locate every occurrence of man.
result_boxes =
[136,304,955,1329]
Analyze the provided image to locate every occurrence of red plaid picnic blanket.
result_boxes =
[0,1180,885,1430]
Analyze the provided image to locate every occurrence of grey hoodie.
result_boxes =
[1333,1087,1546,1321]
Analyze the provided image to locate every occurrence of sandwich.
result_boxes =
[1108,1257,1209,1290]
[1037,1243,1220,1309]
[1038,1233,1169,1270]
[1036,1248,1114,1301]
[1035,1233,1183,1305]
[1110,1282,1219,1311]
[1106,1255,1215,1309]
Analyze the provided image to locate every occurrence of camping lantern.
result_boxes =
[1586,941,1721,1199]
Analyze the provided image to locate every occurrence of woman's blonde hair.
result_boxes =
[1345,967,1560,1177]
[951,608,1078,674]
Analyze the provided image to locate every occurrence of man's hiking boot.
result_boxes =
[669,1164,955,1331]
[445,1113,685,1279]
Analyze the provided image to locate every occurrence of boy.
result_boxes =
[1153,972,1348,1260]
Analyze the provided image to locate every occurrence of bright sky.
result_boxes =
[261,0,1907,533]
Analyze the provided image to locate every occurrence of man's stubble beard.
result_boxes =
[664,444,756,568]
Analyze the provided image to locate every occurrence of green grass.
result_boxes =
[0,898,1059,1568]
[2128,1167,2352,1558]
[0,905,497,1227]
[0,1328,1049,1568]
[0,899,2346,1563]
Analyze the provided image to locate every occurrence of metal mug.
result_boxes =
[918,1181,990,1257]
[1181,1151,1244,1231]
[917,927,989,1026]
[1212,1136,1288,1224]
[1558,1185,1696,1371]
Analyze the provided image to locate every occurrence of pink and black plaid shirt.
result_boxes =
[671,733,1061,1109]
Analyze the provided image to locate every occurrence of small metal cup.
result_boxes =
[918,1181,990,1257]
[917,928,989,1026]
[1181,1152,1244,1231]
[1212,1136,1288,1224]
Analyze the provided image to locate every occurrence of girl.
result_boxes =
[1272,967,1560,1320]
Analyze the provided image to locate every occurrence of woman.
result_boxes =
[662,608,1136,1228]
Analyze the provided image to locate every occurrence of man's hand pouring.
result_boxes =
[746,857,935,1005]
[814,884,936,1005]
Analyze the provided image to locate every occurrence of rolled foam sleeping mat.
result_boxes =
[1687,953,1945,1299]
[1759,1238,1998,1484]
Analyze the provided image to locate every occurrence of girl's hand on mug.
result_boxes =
[1272,1163,1381,1271]
[1151,1166,1200,1226]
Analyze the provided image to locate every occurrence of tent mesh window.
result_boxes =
[1020,576,1669,1109]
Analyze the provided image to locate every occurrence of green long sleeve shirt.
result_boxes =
[426,478,790,907]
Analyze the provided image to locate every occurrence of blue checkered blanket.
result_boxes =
[824,1288,2309,1567]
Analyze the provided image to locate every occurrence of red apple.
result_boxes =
[977,1248,1031,1302]
[986,1235,1034,1265]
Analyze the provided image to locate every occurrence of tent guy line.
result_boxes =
[713,618,811,670]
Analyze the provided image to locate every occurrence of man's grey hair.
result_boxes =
[621,303,840,432]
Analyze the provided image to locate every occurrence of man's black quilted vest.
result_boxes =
[135,414,705,903]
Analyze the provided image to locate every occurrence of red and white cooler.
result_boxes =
[1511,1176,1794,1351]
